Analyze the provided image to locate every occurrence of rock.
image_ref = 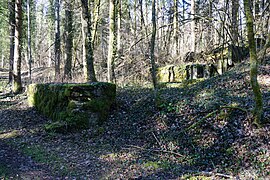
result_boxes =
[27,82,116,132]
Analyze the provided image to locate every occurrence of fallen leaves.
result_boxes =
[0,60,269,179]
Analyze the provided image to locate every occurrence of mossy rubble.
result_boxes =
[27,82,116,132]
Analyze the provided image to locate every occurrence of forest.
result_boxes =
[0,0,270,178]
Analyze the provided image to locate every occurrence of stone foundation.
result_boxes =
[27,82,116,132]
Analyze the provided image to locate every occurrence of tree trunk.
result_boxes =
[150,0,157,89]
[191,0,196,52]
[207,0,213,48]
[13,0,23,93]
[107,0,117,83]
[8,0,15,84]
[173,0,179,56]
[117,0,121,54]
[81,0,97,82]
[64,0,73,80]
[92,0,101,49]
[244,0,264,126]
[55,0,61,77]
[27,0,32,82]
[261,33,270,64]
[231,0,239,45]
[139,0,149,50]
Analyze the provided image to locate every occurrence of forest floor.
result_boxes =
[0,58,270,179]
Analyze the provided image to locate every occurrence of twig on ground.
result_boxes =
[220,106,249,113]
[151,132,162,147]
[186,105,249,131]
[124,145,184,157]
[184,170,234,179]
[175,110,210,117]
[187,109,219,130]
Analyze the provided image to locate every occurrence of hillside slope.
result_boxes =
[0,58,269,179]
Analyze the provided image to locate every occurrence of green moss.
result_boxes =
[0,81,8,92]
[45,121,68,133]
[144,161,160,170]
[12,81,22,94]
[27,82,116,132]
[67,101,77,109]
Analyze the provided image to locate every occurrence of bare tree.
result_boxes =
[13,0,23,93]
[244,0,264,126]
[27,0,32,82]
[190,0,196,52]
[150,0,157,89]
[54,0,61,77]
[107,0,117,83]
[92,0,101,49]
[81,0,97,82]
[172,0,179,56]
[64,0,73,80]
[8,0,15,84]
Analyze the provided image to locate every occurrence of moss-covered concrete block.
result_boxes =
[27,82,116,132]
[156,65,187,83]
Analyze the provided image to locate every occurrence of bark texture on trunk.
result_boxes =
[150,0,157,89]
[64,0,73,80]
[191,0,196,52]
[244,0,264,126]
[13,0,23,93]
[55,0,61,77]
[107,0,117,83]
[8,0,15,84]
[81,0,97,82]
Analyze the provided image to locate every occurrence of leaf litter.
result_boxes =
[0,61,269,179]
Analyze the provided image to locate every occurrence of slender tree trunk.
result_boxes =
[117,0,121,54]
[107,0,117,83]
[139,0,149,49]
[27,0,32,82]
[244,0,264,126]
[150,0,157,89]
[64,0,73,80]
[8,0,15,84]
[231,0,239,45]
[92,0,101,49]
[207,0,213,48]
[191,0,196,52]
[134,0,137,35]
[55,0,61,77]
[13,0,23,93]
[181,0,185,55]
[262,33,270,64]
[173,0,179,56]
[48,0,54,68]
[81,0,97,82]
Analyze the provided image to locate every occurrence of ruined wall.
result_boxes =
[156,64,219,83]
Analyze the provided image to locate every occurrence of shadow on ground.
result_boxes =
[0,63,269,179]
